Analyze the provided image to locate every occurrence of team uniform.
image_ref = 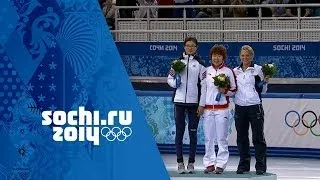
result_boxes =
[167,52,206,165]
[202,63,237,170]
[233,63,268,174]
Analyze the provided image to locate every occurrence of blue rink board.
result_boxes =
[136,91,320,159]
[136,91,320,99]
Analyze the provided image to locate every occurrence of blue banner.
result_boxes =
[116,42,320,78]
[0,1,168,180]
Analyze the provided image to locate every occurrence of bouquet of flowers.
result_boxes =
[171,59,186,88]
[213,73,230,101]
[258,63,277,87]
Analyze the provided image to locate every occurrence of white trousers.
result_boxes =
[202,109,230,169]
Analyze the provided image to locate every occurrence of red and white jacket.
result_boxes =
[203,63,237,110]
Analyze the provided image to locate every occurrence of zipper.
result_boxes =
[242,69,248,105]
[185,56,190,103]
[214,69,218,103]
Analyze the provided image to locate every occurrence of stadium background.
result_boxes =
[111,2,320,158]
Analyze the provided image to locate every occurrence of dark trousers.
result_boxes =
[174,104,199,163]
[235,104,267,172]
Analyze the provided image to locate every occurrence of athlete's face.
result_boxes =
[240,50,253,67]
[211,53,224,67]
[184,41,197,55]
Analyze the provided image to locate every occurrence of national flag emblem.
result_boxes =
[169,69,175,77]
[202,71,206,80]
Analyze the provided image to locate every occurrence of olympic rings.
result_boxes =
[100,126,132,141]
[292,119,308,136]
[302,111,317,128]
[285,110,320,136]
[285,110,299,128]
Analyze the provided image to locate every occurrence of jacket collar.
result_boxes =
[212,62,226,70]
[180,52,200,61]
[238,62,254,71]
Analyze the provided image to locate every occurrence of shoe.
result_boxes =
[215,167,224,174]
[177,163,185,174]
[187,163,195,173]
[204,165,215,174]
[256,170,265,175]
[236,168,250,174]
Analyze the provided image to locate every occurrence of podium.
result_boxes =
[169,171,277,180]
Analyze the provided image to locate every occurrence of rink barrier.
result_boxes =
[136,90,320,159]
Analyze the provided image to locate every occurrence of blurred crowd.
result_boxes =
[99,0,320,29]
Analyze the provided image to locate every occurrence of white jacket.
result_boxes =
[233,63,268,106]
[167,53,206,106]
[203,64,237,109]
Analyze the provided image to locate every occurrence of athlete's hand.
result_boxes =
[219,88,227,93]
[264,75,270,83]
[197,106,204,117]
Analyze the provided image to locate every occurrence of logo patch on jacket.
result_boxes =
[202,71,206,80]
